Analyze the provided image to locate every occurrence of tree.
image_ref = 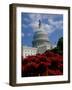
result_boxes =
[57,37,63,50]
[51,37,63,55]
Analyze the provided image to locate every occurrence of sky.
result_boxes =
[21,13,63,47]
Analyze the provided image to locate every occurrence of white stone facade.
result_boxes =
[37,44,52,54]
[22,46,37,58]
[22,44,53,58]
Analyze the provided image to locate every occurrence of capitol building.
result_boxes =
[22,20,55,58]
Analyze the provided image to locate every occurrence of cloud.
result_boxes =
[29,13,48,22]
[27,33,32,37]
[22,32,32,37]
[22,32,25,37]
[48,19,63,30]
[29,14,42,22]
[44,24,55,33]
[29,13,62,22]
[29,20,63,34]
[22,13,63,34]
[30,21,39,31]
[22,23,28,28]
[23,18,30,23]
[30,22,54,33]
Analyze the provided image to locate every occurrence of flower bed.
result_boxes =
[22,51,63,77]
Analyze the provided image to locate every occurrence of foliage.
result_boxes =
[22,51,63,77]
[51,37,63,55]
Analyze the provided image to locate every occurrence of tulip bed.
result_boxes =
[22,51,63,77]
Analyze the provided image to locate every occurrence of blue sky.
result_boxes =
[21,13,63,47]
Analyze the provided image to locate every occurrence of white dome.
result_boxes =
[32,30,50,48]
[32,20,51,48]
